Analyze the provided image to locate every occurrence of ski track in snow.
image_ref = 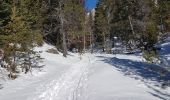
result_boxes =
[32,55,96,100]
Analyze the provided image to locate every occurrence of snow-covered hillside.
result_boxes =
[0,43,170,100]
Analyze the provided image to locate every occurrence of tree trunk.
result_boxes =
[59,1,67,57]
[90,31,93,53]
[128,15,135,52]
[83,16,87,52]
[128,15,135,36]
[61,19,67,57]
[103,33,106,52]
[83,33,86,52]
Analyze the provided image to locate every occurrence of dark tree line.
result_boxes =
[94,0,170,61]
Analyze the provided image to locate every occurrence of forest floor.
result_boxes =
[0,43,170,100]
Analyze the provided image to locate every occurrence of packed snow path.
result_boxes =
[32,54,96,100]
[0,45,170,100]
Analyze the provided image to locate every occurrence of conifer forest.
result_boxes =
[0,0,170,100]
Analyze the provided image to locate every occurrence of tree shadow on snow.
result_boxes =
[97,56,170,85]
[146,84,170,100]
[148,92,169,100]
[0,84,3,89]
[97,55,170,99]
[159,43,170,55]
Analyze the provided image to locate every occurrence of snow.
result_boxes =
[87,61,157,100]
[0,43,170,100]
[86,54,170,100]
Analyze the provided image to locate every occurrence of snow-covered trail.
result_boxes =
[32,54,96,100]
[0,44,170,100]
[85,54,169,100]
[0,44,97,100]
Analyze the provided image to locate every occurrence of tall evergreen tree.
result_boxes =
[156,0,170,33]
[0,0,11,46]
[94,0,110,52]
[63,0,86,53]
[0,0,43,78]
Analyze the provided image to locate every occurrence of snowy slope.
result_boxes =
[0,44,170,100]
[0,44,95,100]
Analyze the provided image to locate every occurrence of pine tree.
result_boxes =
[138,0,159,63]
[0,0,11,46]
[94,0,110,52]
[63,0,86,53]
[0,0,43,78]
[156,0,170,33]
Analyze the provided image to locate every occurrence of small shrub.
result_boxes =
[143,50,158,63]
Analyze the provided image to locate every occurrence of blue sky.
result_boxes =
[85,0,98,10]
